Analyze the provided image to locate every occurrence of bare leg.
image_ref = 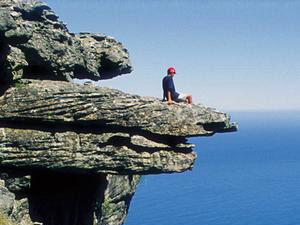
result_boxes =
[186,94,192,104]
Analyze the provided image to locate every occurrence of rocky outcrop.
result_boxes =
[0,80,235,175]
[0,80,234,137]
[0,180,15,216]
[0,81,236,225]
[0,1,237,225]
[99,175,140,225]
[0,171,140,225]
[0,0,132,86]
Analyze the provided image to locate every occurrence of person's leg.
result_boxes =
[177,93,192,104]
[186,94,192,104]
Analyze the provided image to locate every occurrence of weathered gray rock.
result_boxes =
[0,172,32,225]
[0,127,196,174]
[0,181,15,215]
[0,78,236,224]
[0,0,132,85]
[0,1,238,225]
[0,80,236,175]
[0,172,30,195]
[0,80,236,137]
[0,8,16,32]
[10,198,33,225]
[0,172,139,225]
[73,33,132,80]
[98,175,140,225]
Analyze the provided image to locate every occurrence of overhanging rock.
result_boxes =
[0,1,238,224]
[0,0,132,85]
[0,80,236,175]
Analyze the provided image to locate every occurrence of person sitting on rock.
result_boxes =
[162,67,192,104]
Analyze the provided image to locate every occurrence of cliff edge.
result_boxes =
[0,1,237,225]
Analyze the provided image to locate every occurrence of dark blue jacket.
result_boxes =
[162,75,179,101]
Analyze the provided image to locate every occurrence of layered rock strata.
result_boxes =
[0,1,237,225]
[0,80,235,175]
[0,80,236,225]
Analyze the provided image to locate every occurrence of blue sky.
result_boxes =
[44,0,300,111]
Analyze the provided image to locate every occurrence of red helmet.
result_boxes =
[167,67,176,75]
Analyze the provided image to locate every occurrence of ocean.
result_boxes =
[125,111,300,225]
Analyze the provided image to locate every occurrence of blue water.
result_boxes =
[125,111,300,225]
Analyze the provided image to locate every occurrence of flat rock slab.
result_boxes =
[0,80,236,137]
[0,80,236,175]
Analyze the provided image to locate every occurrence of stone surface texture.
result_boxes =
[0,80,236,175]
[0,0,132,85]
[0,173,140,225]
[0,80,235,137]
[0,1,237,225]
[98,175,141,225]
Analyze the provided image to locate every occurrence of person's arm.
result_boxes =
[167,91,173,104]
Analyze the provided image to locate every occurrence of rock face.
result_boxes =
[0,1,237,225]
[0,170,140,225]
[0,0,132,87]
[0,80,235,175]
